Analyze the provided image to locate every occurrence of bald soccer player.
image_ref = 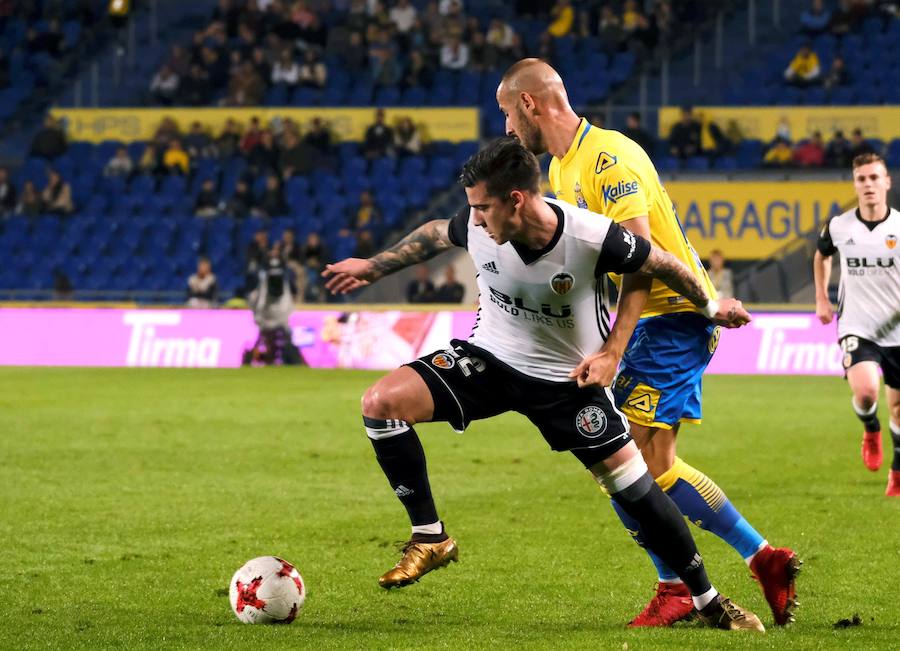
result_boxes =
[496,58,800,627]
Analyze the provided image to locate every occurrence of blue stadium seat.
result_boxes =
[685,156,710,171]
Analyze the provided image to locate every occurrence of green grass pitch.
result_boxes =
[1,368,898,650]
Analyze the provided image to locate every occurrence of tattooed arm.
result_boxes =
[322,220,454,294]
[637,246,752,327]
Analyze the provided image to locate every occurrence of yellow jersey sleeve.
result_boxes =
[585,156,650,223]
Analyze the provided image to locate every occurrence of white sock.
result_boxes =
[411,521,442,536]
[692,586,718,611]
[852,397,877,418]
[660,578,684,584]
[744,539,769,566]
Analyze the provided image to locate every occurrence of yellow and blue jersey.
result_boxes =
[548,118,717,318]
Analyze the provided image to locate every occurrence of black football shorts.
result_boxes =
[406,339,631,459]
[840,335,900,388]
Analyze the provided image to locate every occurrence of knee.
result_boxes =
[361,381,408,421]
[855,391,878,410]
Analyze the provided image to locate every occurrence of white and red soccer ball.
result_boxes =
[229,556,306,624]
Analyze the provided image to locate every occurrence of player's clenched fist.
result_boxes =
[711,298,752,328]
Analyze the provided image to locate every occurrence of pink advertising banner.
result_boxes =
[0,308,843,375]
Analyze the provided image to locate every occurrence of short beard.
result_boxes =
[515,107,546,155]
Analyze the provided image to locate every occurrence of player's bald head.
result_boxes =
[497,58,568,106]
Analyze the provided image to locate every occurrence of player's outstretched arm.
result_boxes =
[323,219,454,295]
[638,246,751,328]
[812,250,834,324]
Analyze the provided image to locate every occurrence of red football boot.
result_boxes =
[862,432,882,471]
[886,470,900,497]
[627,582,695,627]
[750,545,802,626]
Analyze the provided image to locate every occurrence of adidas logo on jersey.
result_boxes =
[481,261,499,274]
[394,485,414,497]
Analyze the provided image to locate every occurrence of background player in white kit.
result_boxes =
[814,153,900,496]
[323,138,761,630]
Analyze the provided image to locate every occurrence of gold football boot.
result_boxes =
[696,597,766,632]
[378,537,459,589]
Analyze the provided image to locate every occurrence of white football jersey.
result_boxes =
[447,197,650,381]
[818,207,900,346]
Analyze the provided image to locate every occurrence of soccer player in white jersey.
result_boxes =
[323,138,763,630]
[814,153,900,496]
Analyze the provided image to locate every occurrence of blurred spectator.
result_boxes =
[707,250,733,299]
[469,31,489,71]
[439,0,464,16]
[298,48,327,88]
[154,117,182,150]
[668,106,702,159]
[247,228,270,277]
[30,116,67,160]
[707,121,734,158]
[623,112,654,155]
[301,231,327,302]
[227,61,265,106]
[104,147,134,178]
[784,44,821,86]
[53,270,74,301]
[184,122,214,159]
[216,118,243,158]
[250,47,271,83]
[622,0,642,33]
[0,49,9,89]
[725,120,744,145]
[280,227,307,299]
[792,131,825,167]
[150,65,180,105]
[825,130,852,168]
[353,230,377,258]
[395,117,422,156]
[26,19,64,57]
[363,109,394,159]
[547,0,575,37]
[202,46,228,88]
[775,116,792,143]
[487,17,516,53]
[226,179,254,218]
[435,264,465,303]
[800,0,831,35]
[178,64,212,106]
[342,30,369,70]
[440,35,470,69]
[598,5,624,54]
[354,190,382,229]
[163,139,190,175]
[390,0,418,39]
[187,256,219,308]
[166,44,191,78]
[16,181,42,217]
[279,129,314,178]
[763,139,793,167]
[248,129,279,177]
[828,1,857,35]
[138,144,163,176]
[255,174,288,217]
[823,55,847,90]
[42,169,74,215]
[849,128,876,159]
[535,31,557,65]
[370,26,401,87]
[403,49,434,88]
[407,264,435,303]
[0,167,16,215]
[271,48,300,86]
[240,117,263,154]
[304,117,335,166]
[194,179,220,217]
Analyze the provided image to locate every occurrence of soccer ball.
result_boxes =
[229,556,306,624]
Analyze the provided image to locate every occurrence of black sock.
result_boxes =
[611,474,712,597]
[367,424,439,526]
[855,402,881,433]
[891,423,900,471]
